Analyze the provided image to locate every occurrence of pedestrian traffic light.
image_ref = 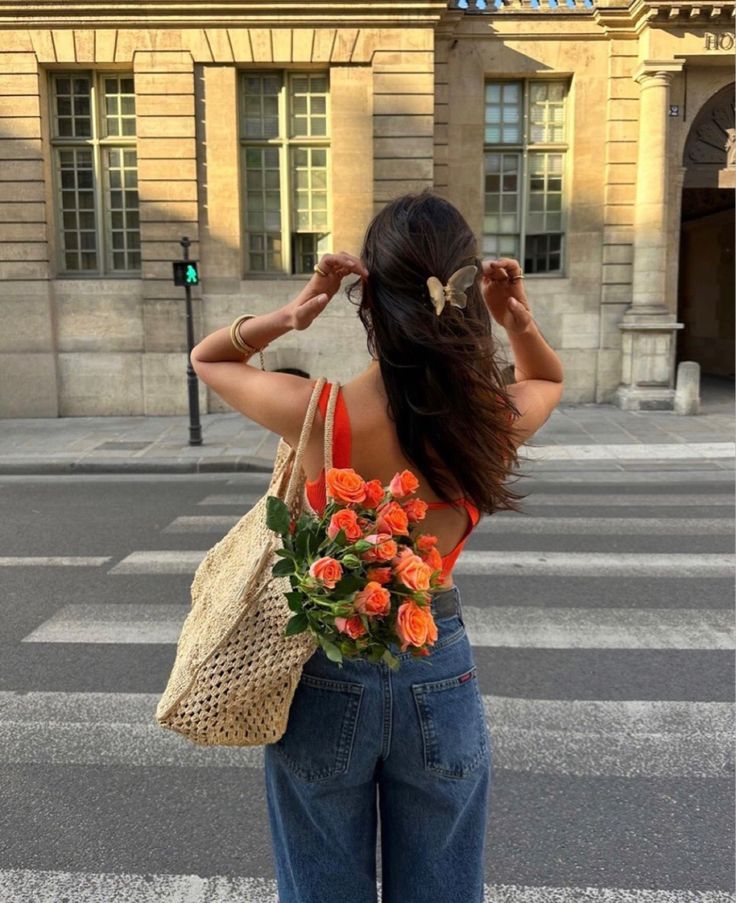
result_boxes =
[172,260,200,287]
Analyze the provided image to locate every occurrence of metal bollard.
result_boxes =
[673,361,701,415]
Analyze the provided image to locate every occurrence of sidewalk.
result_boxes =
[1,375,733,475]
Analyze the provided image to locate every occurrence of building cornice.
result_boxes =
[593,0,734,33]
[634,0,735,23]
[0,0,451,27]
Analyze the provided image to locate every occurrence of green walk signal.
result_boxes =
[172,260,200,287]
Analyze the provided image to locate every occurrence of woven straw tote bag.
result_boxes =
[155,375,342,747]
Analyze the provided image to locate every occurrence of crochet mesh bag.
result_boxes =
[155,376,341,747]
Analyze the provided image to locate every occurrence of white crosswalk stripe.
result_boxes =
[474,516,734,534]
[0,691,731,778]
[19,601,736,650]
[106,549,736,577]
[0,556,111,567]
[454,551,735,577]
[164,514,735,536]
[495,493,734,507]
[0,870,732,903]
[199,490,735,507]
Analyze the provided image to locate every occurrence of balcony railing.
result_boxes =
[452,0,596,10]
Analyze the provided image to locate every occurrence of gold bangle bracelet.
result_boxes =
[229,314,267,370]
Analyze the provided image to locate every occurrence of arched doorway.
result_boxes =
[677,82,735,380]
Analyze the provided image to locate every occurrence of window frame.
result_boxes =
[482,78,570,278]
[238,68,331,278]
[48,69,140,278]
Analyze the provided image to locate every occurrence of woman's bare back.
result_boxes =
[301,370,475,566]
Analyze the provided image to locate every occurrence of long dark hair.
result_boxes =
[345,188,526,517]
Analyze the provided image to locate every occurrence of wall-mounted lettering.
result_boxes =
[704,32,735,50]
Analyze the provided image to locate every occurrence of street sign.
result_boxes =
[172,260,200,286]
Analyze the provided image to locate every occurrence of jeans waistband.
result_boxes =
[429,585,461,619]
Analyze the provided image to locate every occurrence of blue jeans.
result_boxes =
[263,585,492,903]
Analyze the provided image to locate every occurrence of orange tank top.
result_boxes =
[304,380,480,584]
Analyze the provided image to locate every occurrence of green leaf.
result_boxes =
[285,591,304,613]
[322,640,343,663]
[284,612,308,636]
[382,648,399,669]
[266,496,292,535]
[306,530,321,558]
[274,547,296,559]
[295,526,309,558]
[272,557,296,577]
[333,573,363,596]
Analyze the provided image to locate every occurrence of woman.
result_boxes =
[190,189,564,903]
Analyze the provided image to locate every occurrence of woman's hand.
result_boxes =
[480,257,534,336]
[283,251,369,332]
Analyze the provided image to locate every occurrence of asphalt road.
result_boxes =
[0,462,734,902]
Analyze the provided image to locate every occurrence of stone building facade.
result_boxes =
[0,0,733,417]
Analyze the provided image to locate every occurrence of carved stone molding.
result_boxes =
[650,3,736,24]
[633,58,685,85]
[684,81,736,166]
[0,0,450,26]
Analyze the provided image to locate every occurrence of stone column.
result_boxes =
[615,61,685,411]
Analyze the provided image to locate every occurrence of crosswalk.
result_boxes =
[18,600,736,649]
[0,870,734,903]
[1,459,734,901]
[0,689,731,779]
[1,869,732,903]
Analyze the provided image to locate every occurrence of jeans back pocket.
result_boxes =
[411,665,488,779]
[273,673,364,783]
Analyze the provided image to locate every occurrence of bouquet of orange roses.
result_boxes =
[265,467,446,671]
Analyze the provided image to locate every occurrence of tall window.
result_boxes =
[483,80,568,275]
[50,72,140,275]
[239,71,330,275]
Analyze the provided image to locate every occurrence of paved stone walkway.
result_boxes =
[2,375,732,474]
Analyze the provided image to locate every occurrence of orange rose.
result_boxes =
[396,600,438,652]
[326,467,367,505]
[376,501,409,536]
[361,533,399,564]
[327,508,362,542]
[308,555,343,589]
[389,469,419,499]
[403,498,428,523]
[415,533,438,552]
[420,545,444,575]
[363,479,385,509]
[334,615,367,639]
[366,566,392,585]
[353,581,391,617]
[392,546,433,592]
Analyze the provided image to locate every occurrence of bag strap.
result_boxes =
[324,380,341,475]
[283,376,327,509]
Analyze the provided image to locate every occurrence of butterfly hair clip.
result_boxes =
[425,264,478,316]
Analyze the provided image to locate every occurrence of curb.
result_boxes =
[0,456,276,475]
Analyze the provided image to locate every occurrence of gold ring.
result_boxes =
[314,264,328,277]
